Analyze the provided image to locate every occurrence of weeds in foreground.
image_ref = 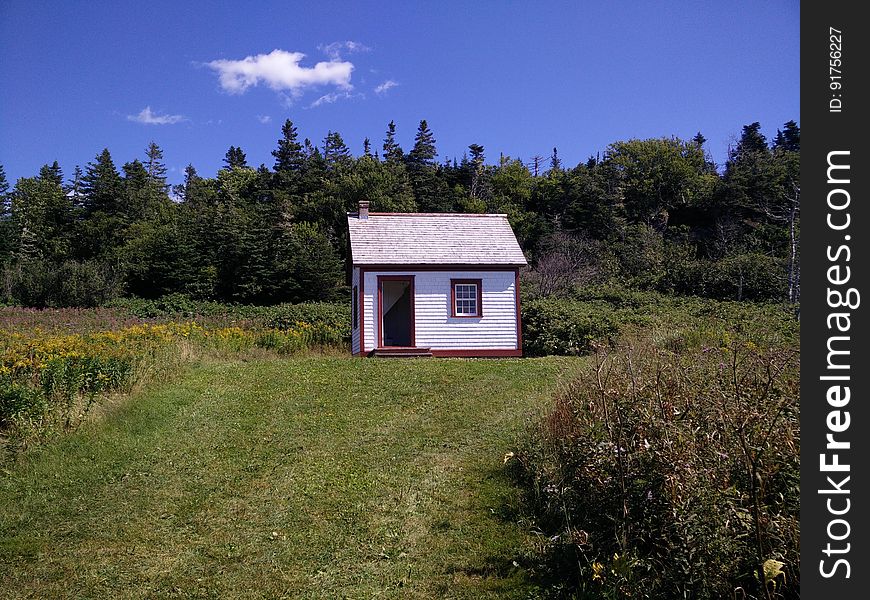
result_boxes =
[513,340,799,599]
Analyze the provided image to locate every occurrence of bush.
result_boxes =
[107,295,351,339]
[107,293,229,319]
[660,253,787,301]
[2,259,124,307]
[521,298,619,356]
[515,341,799,599]
[263,302,349,334]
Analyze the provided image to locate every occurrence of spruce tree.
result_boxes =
[144,141,169,191]
[382,120,404,162]
[407,120,437,166]
[0,164,11,261]
[323,131,351,167]
[731,122,768,159]
[272,119,305,173]
[42,162,64,185]
[0,164,8,197]
[223,146,249,170]
[549,147,562,172]
[81,149,123,216]
[467,144,488,201]
[773,120,800,152]
[123,160,149,191]
[38,161,64,186]
[11,176,74,262]
[67,166,85,210]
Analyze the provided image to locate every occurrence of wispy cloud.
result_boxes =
[127,106,186,125]
[257,115,272,124]
[374,79,399,95]
[319,40,371,60]
[308,91,362,108]
[206,49,354,96]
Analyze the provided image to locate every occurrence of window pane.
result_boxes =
[454,282,479,315]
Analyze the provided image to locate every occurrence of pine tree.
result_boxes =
[0,164,8,199]
[67,166,85,210]
[382,120,404,162]
[549,147,562,172]
[0,164,12,261]
[10,176,74,261]
[124,158,172,222]
[123,160,149,191]
[272,119,305,173]
[467,144,488,201]
[363,138,372,157]
[223,146,249,170]
[323,131,351,167]
[38,161,64,186]
[468,144,485,166]
[81,149,123,216]
[731,122,768,159]
[407,120,437,166]
[773,120,800,152]
[144,141,169,191]
[692,132,707,147]
[175,164,200,202]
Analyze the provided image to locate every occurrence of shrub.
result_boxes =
[2,259,124,307]
[106,295,351,337]
[514,341,799,599]
[263,302,349,334]
[660,253,787,301]
[521,298,619,356]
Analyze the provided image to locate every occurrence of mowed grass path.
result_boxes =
[1,356,577,599]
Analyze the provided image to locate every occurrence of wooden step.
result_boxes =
[369,347,433,358]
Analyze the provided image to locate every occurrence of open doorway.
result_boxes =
[378,276,414,347]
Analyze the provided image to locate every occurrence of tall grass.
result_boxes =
[513,337,799,599]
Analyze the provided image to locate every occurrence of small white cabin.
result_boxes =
[347,201,527,357]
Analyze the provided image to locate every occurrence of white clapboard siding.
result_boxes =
[351,267,360,355]
[362,270,517,352]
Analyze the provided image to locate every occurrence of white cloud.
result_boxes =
[319,40,371,60]
[257,115,272,124]
[127,106,186,125]
[308,91,362,108]
[206,49,353,96]
[374,79,399,95]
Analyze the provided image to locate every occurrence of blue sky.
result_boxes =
[0,1,799,185]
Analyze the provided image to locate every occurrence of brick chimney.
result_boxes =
[359,200,369,221]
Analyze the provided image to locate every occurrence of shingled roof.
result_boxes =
[347,212,527,266]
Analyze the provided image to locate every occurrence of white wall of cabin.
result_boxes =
[360,269,518,352]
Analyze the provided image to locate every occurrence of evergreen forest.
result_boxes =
[0,119,800,307]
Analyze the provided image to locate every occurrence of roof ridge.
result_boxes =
[347,212,508,217]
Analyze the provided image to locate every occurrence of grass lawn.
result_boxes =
[0,356,578,599]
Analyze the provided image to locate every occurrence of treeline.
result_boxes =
[0,119,799,307]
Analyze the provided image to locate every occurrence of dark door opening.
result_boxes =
[380,277,414,347]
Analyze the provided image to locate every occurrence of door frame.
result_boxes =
[377,275,415,348]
